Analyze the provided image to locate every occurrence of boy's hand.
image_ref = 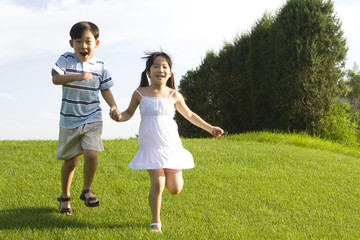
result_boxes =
[82,72,93,82]
[210,127,224,138]
[109,107,121,121]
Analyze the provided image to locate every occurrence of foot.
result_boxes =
[150,223,162,233]
[80,189,100,207]
[57,195,72,215]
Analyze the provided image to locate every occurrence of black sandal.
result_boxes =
[80,189,100,207]
[57,196,73,215]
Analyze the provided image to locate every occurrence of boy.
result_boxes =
[52,21,120,215]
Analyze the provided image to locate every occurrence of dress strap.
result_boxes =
[135,89,143,97]
[169,90,176,98]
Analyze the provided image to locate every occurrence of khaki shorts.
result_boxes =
[56,122,104,160]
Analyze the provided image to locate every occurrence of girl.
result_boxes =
[115,51,223,233]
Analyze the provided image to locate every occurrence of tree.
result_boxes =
[245,13,273,130]
[176,0,348,138]
[271,0,347,133]
[220,35,250,133]
[346,64,360,113]
[176,51,222,138]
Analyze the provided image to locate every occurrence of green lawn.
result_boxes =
[0,132,359,239]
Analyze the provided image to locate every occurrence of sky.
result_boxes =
[0,0,359,140]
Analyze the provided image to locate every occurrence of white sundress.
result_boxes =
[128,90,194,170]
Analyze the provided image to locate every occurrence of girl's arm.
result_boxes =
[173,91,223,138]
[101,89,120,121]
[52,72,93,85]
[117,90,141,122]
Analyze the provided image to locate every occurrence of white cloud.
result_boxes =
[0,93,15,100]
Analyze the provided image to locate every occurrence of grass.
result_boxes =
[0,132,359,239]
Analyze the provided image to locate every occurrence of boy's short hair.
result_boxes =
[70,21,99,40]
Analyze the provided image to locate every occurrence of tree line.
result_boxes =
[175,0,360,146]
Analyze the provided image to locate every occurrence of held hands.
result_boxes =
[210,127,224,138]
[109,107,122,122]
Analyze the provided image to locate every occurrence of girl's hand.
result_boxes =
[210,127,224,138]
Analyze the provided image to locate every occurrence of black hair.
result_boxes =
[70,21,99,40]
[140,51,175,89]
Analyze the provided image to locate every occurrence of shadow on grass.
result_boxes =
[0,207,142,230]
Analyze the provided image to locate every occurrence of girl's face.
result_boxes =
[147,56,172,86]
[70,30,99,62]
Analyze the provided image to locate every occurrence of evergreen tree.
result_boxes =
[346,64,360,113]
[176,52,221,138]
[271,0,347,132]
[246,14,273,130]
[176,0,347,137]
[219,34,251,133]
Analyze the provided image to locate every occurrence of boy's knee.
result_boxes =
[63,155,80,169]
[84,156,98,164]
[83,150,98,162]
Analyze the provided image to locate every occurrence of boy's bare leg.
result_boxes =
[165,171,184,195]
[60,155,80,209]
[148,169,166,232]
[82,149,98,203]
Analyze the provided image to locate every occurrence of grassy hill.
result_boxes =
[0,132,359,239]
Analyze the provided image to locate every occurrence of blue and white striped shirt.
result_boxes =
[52,52,114,129]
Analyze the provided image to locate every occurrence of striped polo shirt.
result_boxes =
[52,52,114,129]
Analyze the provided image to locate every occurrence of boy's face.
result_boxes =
[69,30,99,62]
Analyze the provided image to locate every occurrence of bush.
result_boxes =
[318,102,359,147]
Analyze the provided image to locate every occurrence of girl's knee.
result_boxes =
[149,177,165,194]
[151,181,165,193]
[167,180,183,195]
[148,169,166,192]
[168,186,182,195]
[165,172,183,195]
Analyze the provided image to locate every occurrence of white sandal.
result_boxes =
[150,223,162,233]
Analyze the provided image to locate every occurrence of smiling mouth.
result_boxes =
[80,52,88,57]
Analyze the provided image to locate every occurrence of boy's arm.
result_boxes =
[174,91,224,138]
[101,89,120,121]
[52,72,93,85]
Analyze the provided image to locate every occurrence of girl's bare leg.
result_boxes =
[60,154,80,209]
[165,171,184,195]
[148,169,166,232]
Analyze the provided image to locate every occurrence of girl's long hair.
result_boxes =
[139,51,175,89]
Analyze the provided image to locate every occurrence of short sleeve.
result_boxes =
[51,52,72,76]
[99,63,114,90]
